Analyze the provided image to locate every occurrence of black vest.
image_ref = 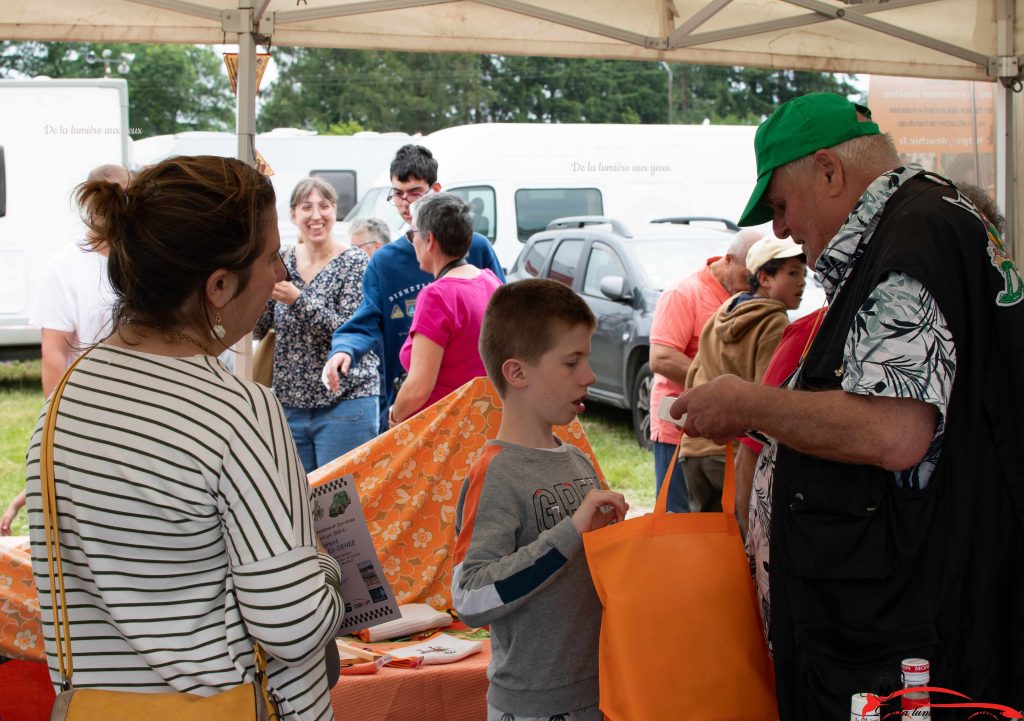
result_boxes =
[768,175,1024,720]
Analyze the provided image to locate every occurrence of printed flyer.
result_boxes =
[312,474,399,634]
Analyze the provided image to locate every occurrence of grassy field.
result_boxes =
[0,361,655,536]
[0,360,45,536]
[578,404,656,515]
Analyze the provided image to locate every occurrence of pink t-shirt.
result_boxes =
[399,269,502,414]
[649,258,730,445]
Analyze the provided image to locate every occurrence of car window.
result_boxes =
[343,185,405,232]
[548,239,584,287]
[582,242,626,297]
[448,185,496,243]
[311,169,357,218]
[630,237,731,290]
[515,188,603,241]
[520,239,553,277]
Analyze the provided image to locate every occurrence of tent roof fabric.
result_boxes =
[2,0,1017,82]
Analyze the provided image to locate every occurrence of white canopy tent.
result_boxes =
[4,0,1020,372]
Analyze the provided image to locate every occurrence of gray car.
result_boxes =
[507,216,736,448]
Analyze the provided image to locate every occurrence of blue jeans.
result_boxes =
[284,396,379,474]
[653,440,690,512]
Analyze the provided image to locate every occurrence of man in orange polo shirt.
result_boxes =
[648,229,759,511]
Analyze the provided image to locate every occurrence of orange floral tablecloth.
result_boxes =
[308,375,604,610]
[0,537,45,662]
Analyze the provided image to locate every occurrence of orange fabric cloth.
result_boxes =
[308,375,604,610]
[648,259,731,445]
[329,640,490,721]
[0,538,45,663]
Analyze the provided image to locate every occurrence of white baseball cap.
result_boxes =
[746,234,804,274]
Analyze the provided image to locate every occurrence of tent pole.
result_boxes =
[229,0,258,380]
[995,0,1019,261]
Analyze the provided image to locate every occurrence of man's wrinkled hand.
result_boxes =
[671,374,752,445]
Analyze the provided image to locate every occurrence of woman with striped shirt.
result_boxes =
[24,156,344,721]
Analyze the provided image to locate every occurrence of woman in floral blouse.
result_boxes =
[255,177,379,473]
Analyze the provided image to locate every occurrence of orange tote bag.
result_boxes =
[583,443,777,721]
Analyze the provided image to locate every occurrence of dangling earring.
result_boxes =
[212,312,226,340]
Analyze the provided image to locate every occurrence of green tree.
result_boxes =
[0,42,234,137]
[259,48,857,132]
[483,56,667,123]
[672,65,859,124]
[257,48,495,134]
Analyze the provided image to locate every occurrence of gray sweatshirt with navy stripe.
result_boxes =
[452,440,602,716]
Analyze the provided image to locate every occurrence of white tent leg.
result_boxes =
[233,0,258,380]
[996,83,1019,260]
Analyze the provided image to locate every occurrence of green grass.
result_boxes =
[579,403,656,514]
[0,360,44,536]
[0,363,655,535]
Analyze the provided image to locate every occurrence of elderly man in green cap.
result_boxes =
[673,93,1024,718]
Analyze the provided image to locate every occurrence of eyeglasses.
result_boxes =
[404,229,418,243]
[387,187,429,206]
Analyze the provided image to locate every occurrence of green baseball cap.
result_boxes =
[738,93,880,227]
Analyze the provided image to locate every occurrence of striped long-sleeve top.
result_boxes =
[25,345,343,721]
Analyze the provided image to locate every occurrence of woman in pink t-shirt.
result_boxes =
[389,193,502,426]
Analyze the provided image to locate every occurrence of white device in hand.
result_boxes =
[657,396,685,427]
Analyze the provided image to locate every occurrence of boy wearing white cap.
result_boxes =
[677,235,806,512]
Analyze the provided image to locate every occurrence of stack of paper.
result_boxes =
[358,603,453,642]
[387,633,483,665]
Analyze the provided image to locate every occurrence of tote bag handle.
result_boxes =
[654,438,735,515]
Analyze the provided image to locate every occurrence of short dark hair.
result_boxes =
[414,193,473,258]
[390,144,438,185]
[747,254,807,293]
[479,279,596,397]
[76,155,276,343]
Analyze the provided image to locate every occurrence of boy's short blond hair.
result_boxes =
[479,279,596,396]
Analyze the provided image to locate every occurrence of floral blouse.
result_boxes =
[255,246,379,409]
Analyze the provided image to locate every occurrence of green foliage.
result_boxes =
[324,120,367,136]
[484,56,668,124]
[0,42,234,136]
[1,42,857,136]
[258,48,496,134]
[258,48,858,132]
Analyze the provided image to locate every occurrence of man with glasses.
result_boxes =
[324,144,505,432]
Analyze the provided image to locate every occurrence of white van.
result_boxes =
[0,78,131,357]
[132,129,414,247]
[344,122,758,268]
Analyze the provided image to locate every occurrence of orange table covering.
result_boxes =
[308,376,603,610]
[330,640,490,721]
[1,537,45,663]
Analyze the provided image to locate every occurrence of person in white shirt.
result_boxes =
[0,163,129,536]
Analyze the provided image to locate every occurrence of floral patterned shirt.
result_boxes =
[746,165,958,643]
[255,246,379,409]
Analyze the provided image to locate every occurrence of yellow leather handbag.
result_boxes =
[40,353,280,721]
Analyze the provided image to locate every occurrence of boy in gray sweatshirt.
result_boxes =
[452,278,628,721]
